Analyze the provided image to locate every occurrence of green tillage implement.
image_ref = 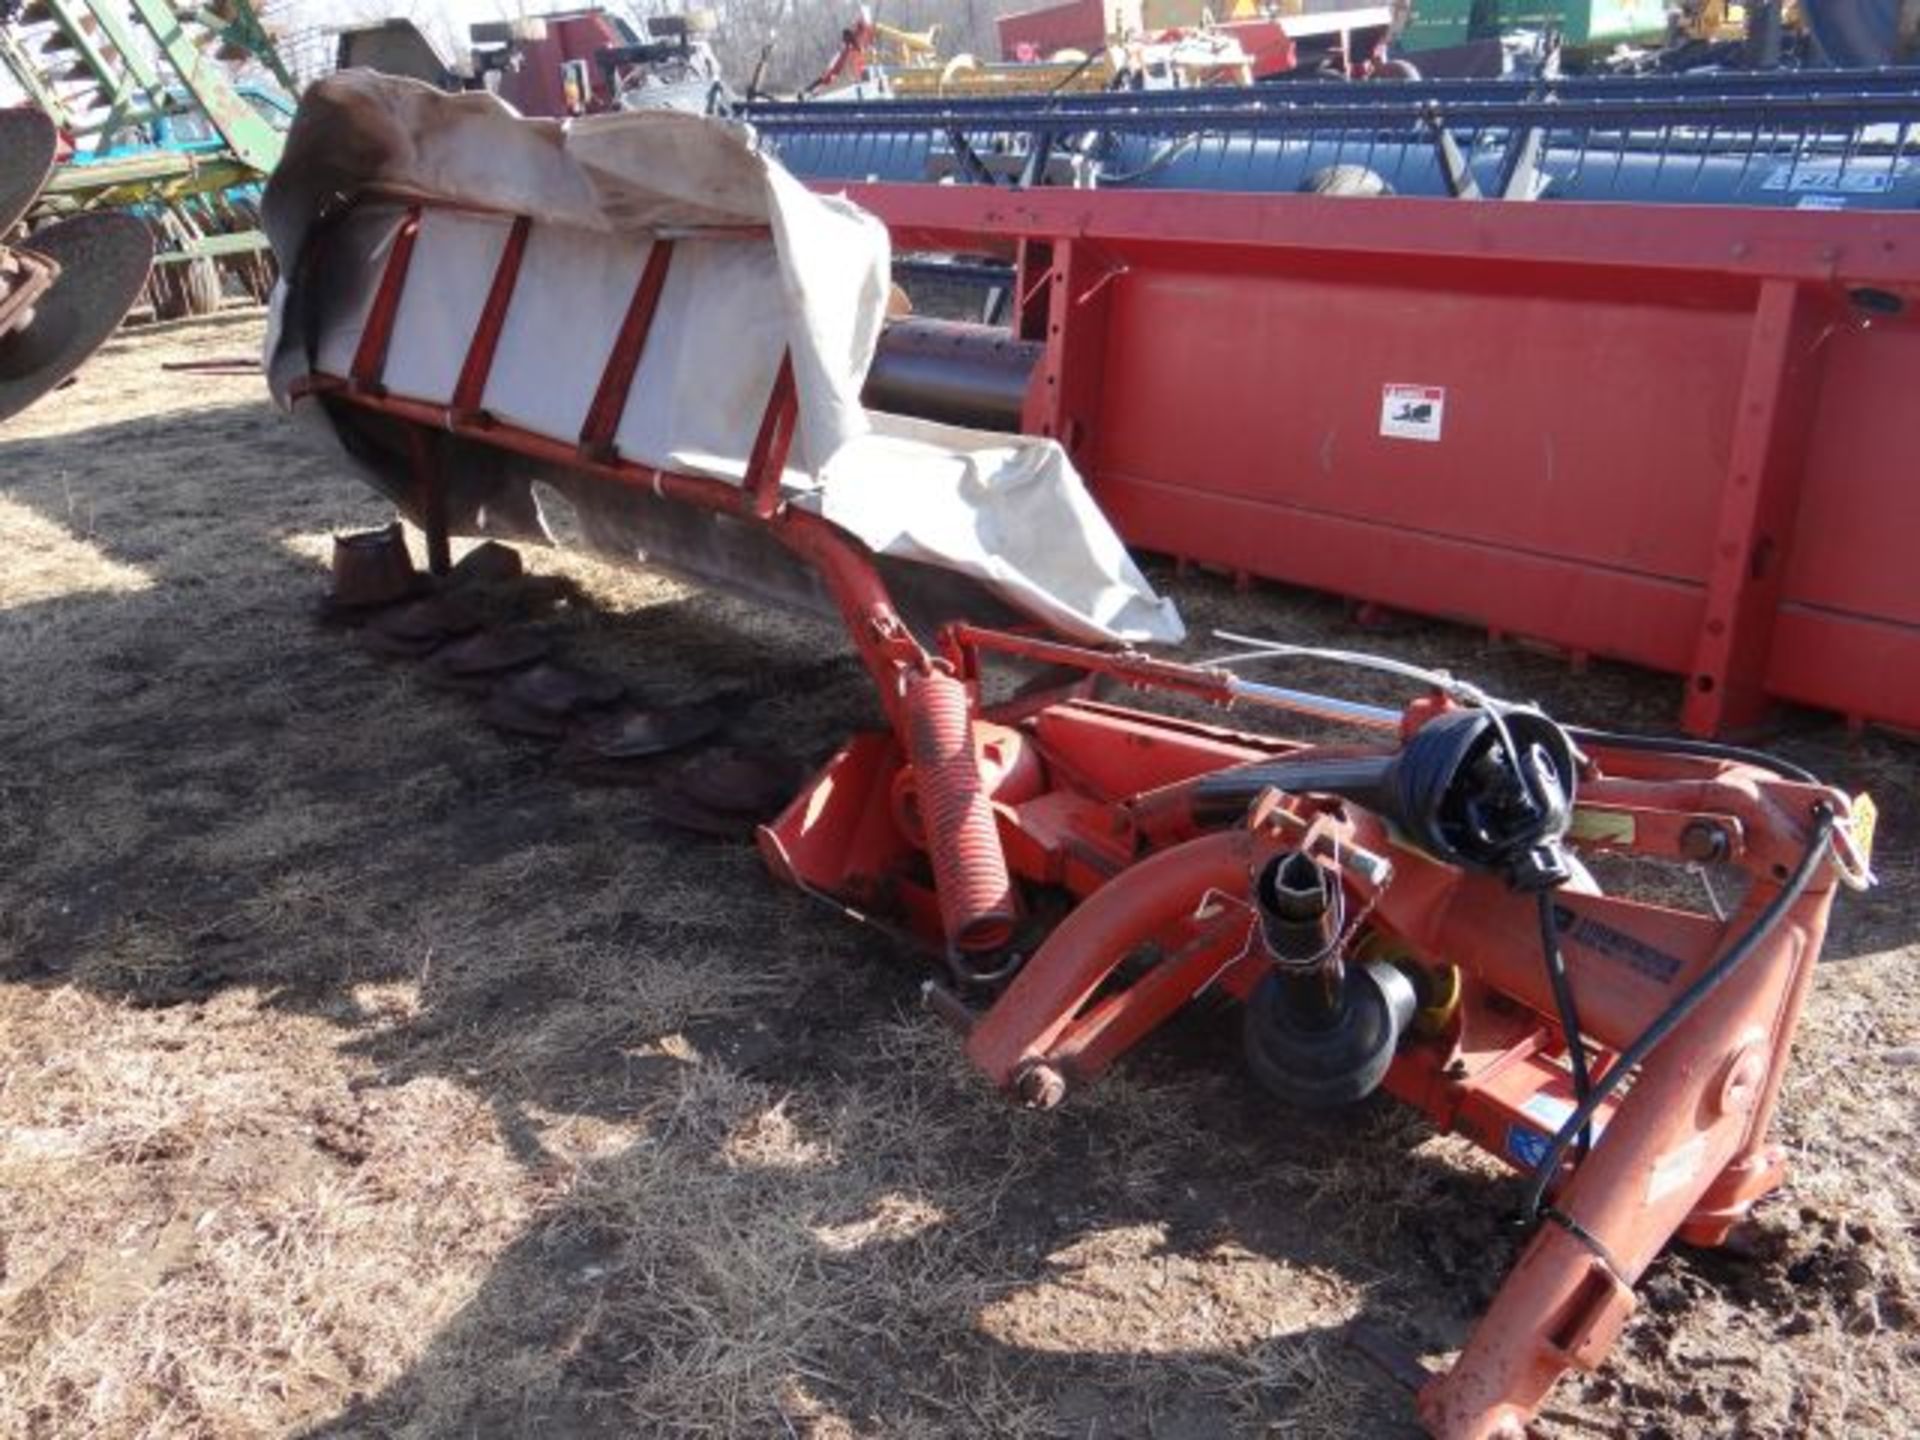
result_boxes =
[1396,0,1670,52]
[0,0,290,319]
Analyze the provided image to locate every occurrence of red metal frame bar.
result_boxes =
[744,353,798,518]
[942,620,1238,706]
[306,374,928,702]
[1012,237,1112,468]
[1681,279,1819,735]
[579,238,676,460]
[347,206,423,395]
[451,214,531,421]
[843,183,1920,287]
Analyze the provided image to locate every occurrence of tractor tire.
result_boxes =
[179,257,222,317]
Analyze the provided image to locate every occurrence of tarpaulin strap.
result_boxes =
[579,238,675,461]
[348,206,422,394]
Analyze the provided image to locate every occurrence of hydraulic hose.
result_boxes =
[1568,725,1819,784]
[1520,805,1836,1224]
[1536,892,1595,1157]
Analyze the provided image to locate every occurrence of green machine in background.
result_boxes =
[1392,3,1918,72]
[1,0,294,318]
[1396,0,1672,53]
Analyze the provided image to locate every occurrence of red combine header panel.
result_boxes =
[851,183,1920,737]
[748,76,1920,736]
[997,0,1114,60]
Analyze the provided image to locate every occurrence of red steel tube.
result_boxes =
[1418,897,1834,1440]
[900,666,1017,952]
[967,828,1258,1087]
[347,206,421,392]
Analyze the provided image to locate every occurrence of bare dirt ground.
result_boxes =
[0,316,1914,1440]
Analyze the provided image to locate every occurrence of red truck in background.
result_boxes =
[995,1,1396,80]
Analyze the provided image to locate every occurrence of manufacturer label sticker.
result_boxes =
[1552,903,1684,985]
[1381,383,1444,442]
[1508,1126,1552,1171]
[1646,1134,1709,1204]
[1763,165,1896,195]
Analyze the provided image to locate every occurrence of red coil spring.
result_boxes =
[900,667,1017,952]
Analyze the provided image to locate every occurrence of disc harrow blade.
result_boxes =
[0,110,59,235]
[0,211,153,425]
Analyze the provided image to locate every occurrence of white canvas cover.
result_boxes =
[263,72,1182,647]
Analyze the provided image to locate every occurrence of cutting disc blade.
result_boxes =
[0,110,59,236]
[0,211,153,425]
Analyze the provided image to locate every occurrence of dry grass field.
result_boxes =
[1,315,1915,1439]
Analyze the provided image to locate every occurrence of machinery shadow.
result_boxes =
[292,1093,1448,1437]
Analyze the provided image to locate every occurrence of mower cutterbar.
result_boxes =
[308,254,1864,1431]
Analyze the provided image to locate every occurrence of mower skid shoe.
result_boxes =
[1417,904,1830,1440]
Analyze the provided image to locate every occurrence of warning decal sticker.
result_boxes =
[1381,383,1445,442]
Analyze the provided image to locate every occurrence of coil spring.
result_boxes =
[901,667,1016,952]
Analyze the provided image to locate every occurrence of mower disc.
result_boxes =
[0,110,58,236]
[0,211,153,425]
